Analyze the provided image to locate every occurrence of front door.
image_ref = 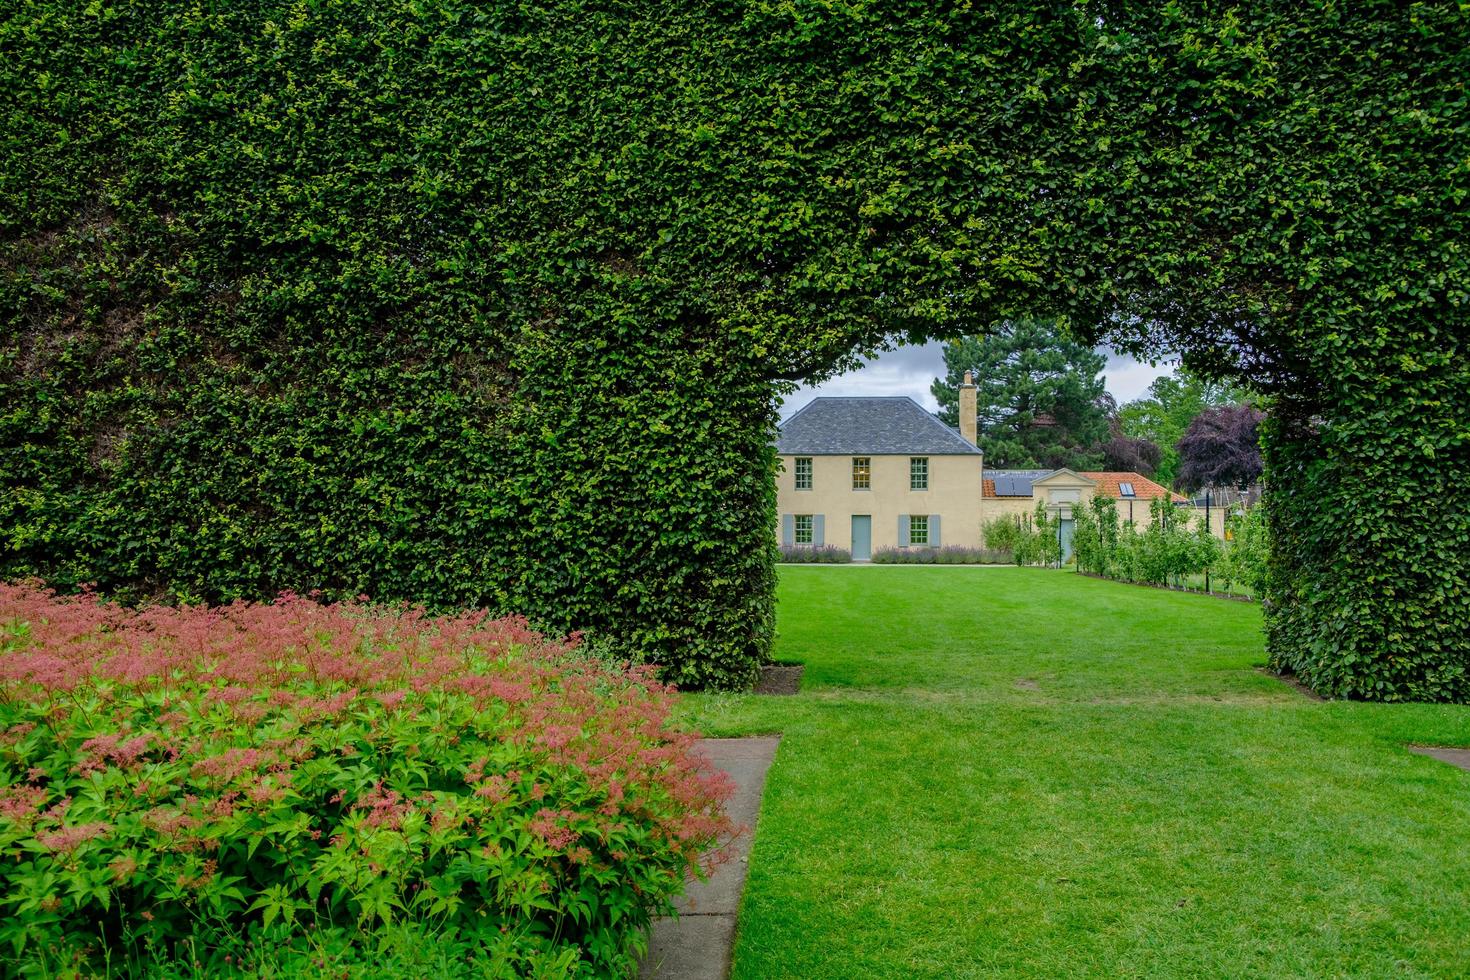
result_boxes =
[1059,518,1075,562]
[851,515,872,561]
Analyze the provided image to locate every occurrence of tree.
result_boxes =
[1175,406,1266,493]
[1100,434,1162,476]
[933,319,1109,470]
[1117,369,1249,487]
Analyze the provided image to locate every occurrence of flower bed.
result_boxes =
[871,546,1009,565]
[0,583,731,977]
[777,544,851,563]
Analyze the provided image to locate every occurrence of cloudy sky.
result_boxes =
[778,341,1175,420]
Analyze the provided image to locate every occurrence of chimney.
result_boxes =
[959,370,978,446]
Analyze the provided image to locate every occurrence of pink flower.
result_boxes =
[37,821,110,854]
[529,808,579,850]
[0,784,48,821]
[76,733,151,774]
[351,782,416,830]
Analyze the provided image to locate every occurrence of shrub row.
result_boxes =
[985,497,1268,599]
[1075,497,1214,585]
[871,546,1008,565]
[1071,497,1246,594]
[0,584,730,977]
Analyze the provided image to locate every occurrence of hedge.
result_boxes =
[2,2,1465,696]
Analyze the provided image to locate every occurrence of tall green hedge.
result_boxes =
[3,3,1466,695]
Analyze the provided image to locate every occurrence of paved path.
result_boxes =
[639,736,781,980]
[1409,744,1470,772]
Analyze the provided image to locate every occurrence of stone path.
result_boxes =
[1409,744,1470,772]
[639,736,780,980]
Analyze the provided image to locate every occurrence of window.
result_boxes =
[794,514,814,545]
[852,457,871,490]
[794,457,813,490]
[910,456,928,491]
[1119,481,1136,497]
[909,515,929,545]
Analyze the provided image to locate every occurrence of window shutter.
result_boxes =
[781,514,794,547]
[930,514,941,547]
[898,515,910,547]
[813,514,825,546]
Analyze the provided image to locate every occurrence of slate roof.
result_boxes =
[777,397,982,455]
[983,470,1055,498]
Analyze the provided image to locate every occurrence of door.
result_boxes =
[1059,518,1075,563]
[851,515,872,561]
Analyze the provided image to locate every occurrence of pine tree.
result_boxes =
[933,319,1109,470]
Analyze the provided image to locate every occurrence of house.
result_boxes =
[775,390,983,560]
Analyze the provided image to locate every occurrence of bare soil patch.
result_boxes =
[1077,571,1258,603]
[755,663,803,695]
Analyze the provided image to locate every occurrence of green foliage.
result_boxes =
[934,319,1109,469]
[981,517,1024,558]
[1071,496,1120,578]
[1073,498,1222,589]
[0,585,729,976]
[1117,369,1250,488]
[1001,504,1064,568]
[1216,506,1270,597]
[1266,410,1470,702]
[2,2,1465,698]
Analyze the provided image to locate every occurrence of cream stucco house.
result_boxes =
[775,393,984,560]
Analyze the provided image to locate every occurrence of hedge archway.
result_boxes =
[3,2,1465,694]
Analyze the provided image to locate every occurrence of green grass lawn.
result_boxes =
[680,567,1470,979]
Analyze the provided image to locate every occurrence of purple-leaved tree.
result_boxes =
[1175,405,1265,493]
[1100,434,1163,477]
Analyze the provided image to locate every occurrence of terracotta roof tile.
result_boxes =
[1079,472,1187,503]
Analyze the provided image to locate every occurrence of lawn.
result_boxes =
[681,566,1470,979]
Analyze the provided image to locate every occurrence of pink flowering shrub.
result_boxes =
[0,582,732,977]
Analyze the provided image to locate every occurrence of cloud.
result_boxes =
[1104,359,1174,402]
[780,342,1174,418]
[780,341,944,418]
